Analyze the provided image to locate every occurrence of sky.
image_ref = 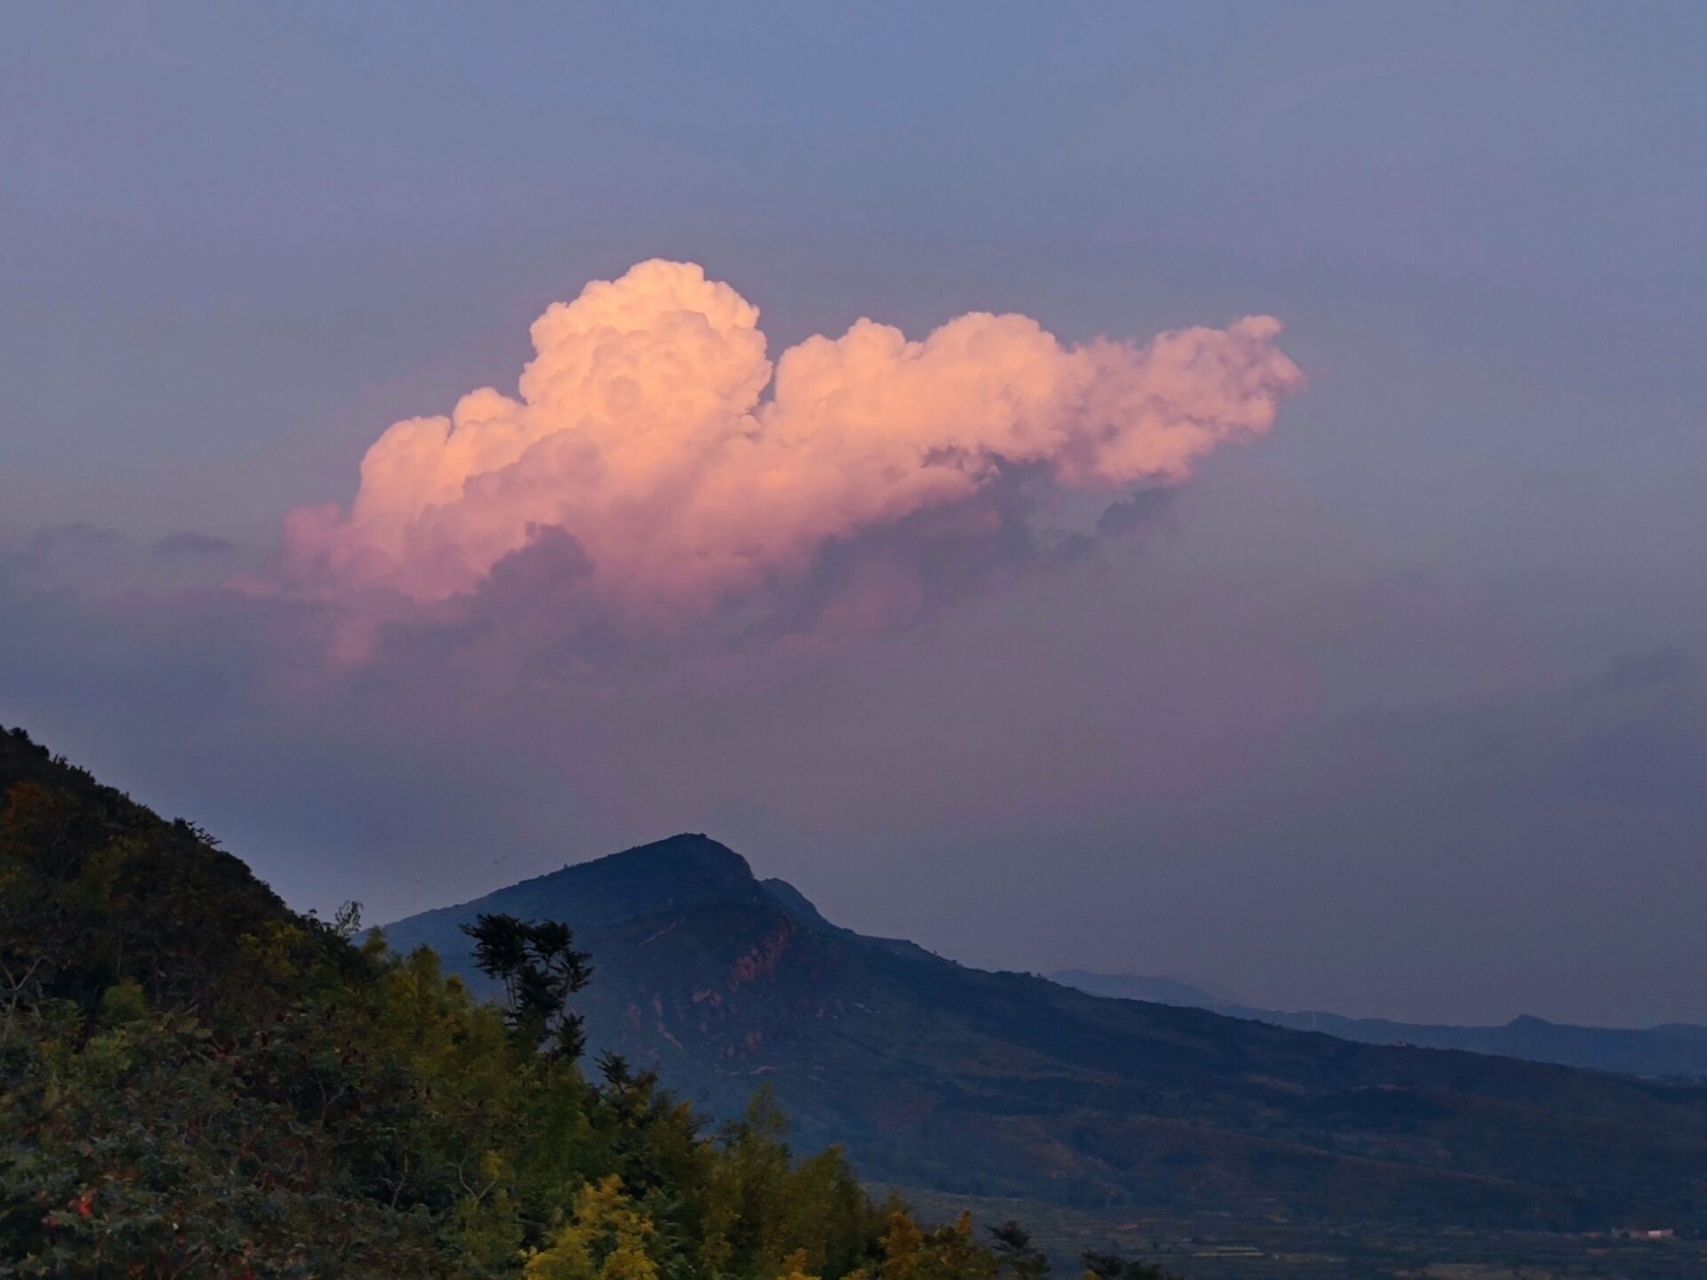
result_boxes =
[4,3,1707,1027]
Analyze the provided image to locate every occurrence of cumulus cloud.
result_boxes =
[283,260,1302,645]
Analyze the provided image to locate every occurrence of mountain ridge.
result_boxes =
[383,832,1707,1233]
[1050,970,1707,1080]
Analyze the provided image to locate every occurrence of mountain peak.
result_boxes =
[380,833,766,942]
[590,832,754,880]
[530,833,763,922]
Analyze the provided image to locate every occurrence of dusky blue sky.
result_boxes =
[4,3,1706,1025]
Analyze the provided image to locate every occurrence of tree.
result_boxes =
[989,1221,1050,1280]
[1081,1250,1176,1280]
[462,913,593,1060]
[525,1174,658,1280]
[881,1211,996,1280]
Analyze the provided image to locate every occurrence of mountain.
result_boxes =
[1049,971,1707,1080]
[384,834,1707,1234]
[1049,970,1230,1009]
[1,731,935,1280]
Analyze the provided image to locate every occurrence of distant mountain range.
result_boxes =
[384,834,1707,1234]
[1050,970,1707,1081]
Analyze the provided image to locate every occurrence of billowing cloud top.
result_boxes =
[285,260,1302,637]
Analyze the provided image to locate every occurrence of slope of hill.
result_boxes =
[1049,970,1229,1009]
[0,732,956,1280]
[1049,971,1707,1080]
[384,834,1707,1235]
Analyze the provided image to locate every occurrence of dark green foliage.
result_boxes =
[988,1223,1048,1280]
[2,1007,450,1277]
[464,913,593,1060]
[1080,1251,1175,1280]
[0,726,1017,1279]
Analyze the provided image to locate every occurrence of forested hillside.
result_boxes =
[0,727,1113,1280]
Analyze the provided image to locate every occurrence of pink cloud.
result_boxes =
[284,260,1303,642]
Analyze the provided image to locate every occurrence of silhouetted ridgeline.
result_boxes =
[1049,970,1707,1081]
